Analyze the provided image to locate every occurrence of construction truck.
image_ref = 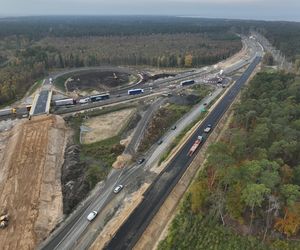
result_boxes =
[0,213,9,229]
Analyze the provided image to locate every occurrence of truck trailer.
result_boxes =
[54,98,76,106]
[180,80,195,87]
[0,108,16,117]
[128,89,144,95]
[90,93,110,102]
[188,135,203,156]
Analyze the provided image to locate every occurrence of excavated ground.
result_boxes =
[0,115,68,250]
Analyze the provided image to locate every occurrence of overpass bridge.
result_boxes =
[29,89,52,116]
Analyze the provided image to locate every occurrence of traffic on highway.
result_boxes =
[38,35,264,250]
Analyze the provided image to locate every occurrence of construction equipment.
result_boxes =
[0,213,9,229]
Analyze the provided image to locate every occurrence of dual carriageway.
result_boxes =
[37,36,263,250]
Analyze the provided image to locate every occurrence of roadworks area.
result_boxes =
[0,115,69,250]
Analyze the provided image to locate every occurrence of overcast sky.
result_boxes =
[1,0,300,21]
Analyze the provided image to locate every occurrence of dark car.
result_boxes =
[137,158,145,164]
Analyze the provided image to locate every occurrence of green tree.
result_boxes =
[241,184,271,232]
[281,184,300,209]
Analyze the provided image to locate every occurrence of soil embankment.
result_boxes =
[0,115,68,249]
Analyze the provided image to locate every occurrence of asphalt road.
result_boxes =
[104,56,262,250]
[39,37,262,250]
[32,90,50,115]
[53,37,258,116]
[124,98,166,155]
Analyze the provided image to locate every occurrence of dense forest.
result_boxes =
[254,21,300,63]
[159,71,300,249]
[1,16,300,106]
[0,16,243,106]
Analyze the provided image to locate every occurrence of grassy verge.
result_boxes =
[66,103,136,188]
[158,87,224,165]
[129,74,139,84]
[190,84,213,103]
[138,103,191,152]
[27,79,44,96]
[158,111,207,165]
[54,74,71,92]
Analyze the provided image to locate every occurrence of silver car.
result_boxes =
[113,184,124,194]
[87,211,97,221]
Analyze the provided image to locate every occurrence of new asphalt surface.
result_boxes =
[104,56,262,250]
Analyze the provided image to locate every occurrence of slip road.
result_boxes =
[104,56,262,250]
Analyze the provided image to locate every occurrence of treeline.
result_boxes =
[254,21,300,63]
[159,71,300,249]
[37,33,241,68]
[0,46,49,105]
[0,16,243,39]
[0,17,243,106]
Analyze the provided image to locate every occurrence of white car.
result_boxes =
[113,185,124,194]
[87,211,97,221]
[204,124,212,133]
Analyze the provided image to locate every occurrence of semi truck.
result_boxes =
[188,135,203,156]
[128,89,144,95]
[90,93,110,102]
[180,80,195,87]
[0,108,17,117]
[54,98,76,106]
[78,97,90,104]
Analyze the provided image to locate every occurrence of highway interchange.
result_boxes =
[105,56,262,250]
[36,35,264,250]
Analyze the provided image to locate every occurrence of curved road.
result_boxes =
[39,36,262,250]
[105,56,262,250]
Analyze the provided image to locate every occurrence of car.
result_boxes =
[203,102,207,106]
[137,158,145,164]
[87,211,98,221]
[171,125,177,130]
[113,184,123,194]
[158,140,163,145]
[204,124,212,133]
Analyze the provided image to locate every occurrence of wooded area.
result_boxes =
[1,16,300,107]
[0,16,243,106]
[159,71,300,249]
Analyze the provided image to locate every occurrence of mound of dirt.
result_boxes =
[0,115,68,249]
[66,71,133,92]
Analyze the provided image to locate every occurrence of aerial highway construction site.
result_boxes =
[0,34,264,250]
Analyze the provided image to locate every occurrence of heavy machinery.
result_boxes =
[0,108,16,117]
[0,213,9,229]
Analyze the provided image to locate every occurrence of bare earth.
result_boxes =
[0,115,68,250]
[81,108,135,144]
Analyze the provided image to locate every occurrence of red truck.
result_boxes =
[188,136,203,156]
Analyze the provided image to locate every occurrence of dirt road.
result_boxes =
[0,115,68,250]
